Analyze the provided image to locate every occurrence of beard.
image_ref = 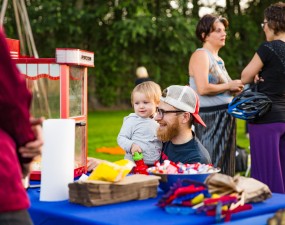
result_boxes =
[157,121,180,142]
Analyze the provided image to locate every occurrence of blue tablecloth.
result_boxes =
[216,213,275,225]
[28,187,285,225]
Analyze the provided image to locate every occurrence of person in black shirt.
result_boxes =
[241,2,285,193]
[155,85,211,165]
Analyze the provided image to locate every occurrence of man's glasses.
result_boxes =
[156,107,185,119]
[261,21,268,29]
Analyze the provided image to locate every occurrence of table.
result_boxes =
[28,187,285,225]
[216,213,275,225]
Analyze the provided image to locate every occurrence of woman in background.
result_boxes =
[135,66,151,86]
[188,14,244,176]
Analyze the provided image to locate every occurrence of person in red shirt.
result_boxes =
[0,28,43,225]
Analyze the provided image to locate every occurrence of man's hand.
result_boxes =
[19,117,44,159]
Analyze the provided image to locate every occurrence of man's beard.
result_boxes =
[157,121,179,142]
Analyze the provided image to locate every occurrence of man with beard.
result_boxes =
[87,85,211,171]
[155,85,211,164]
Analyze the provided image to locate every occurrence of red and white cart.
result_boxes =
[8,39,94,180]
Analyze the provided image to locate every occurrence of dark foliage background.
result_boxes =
[2,0,273,110]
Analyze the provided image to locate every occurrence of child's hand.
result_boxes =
[130,143,142,155]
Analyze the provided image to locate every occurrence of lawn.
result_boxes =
[87,110,250,161]
[87,110,131,161]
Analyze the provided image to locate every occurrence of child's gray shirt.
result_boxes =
[117,113,162,165]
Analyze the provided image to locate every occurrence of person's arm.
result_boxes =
[0,29,43,183]
[241,53,263,84]
[117,117,139,154]
[189,50,243,95]
[20,117,43,179]
[19,117,43,159]
[0,29,36,164]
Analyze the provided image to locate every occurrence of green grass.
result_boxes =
[87,110,131,161]
[87,111,250,161]
[236,119,250,151]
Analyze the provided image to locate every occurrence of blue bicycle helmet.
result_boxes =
[228,89,272,121]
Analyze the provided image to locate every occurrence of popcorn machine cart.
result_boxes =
[8,38,94,180]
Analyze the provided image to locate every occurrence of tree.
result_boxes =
[2,0,272,109]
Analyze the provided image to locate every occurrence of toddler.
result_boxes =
[117,81,162,165]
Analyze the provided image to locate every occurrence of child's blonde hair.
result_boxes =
[131,81,161,105]
[136,66,149,78]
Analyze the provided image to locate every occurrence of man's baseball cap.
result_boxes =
[160,85,206,127]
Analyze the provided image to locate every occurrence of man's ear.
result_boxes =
[181,112,191,124]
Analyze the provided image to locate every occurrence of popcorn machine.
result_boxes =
[8,38,94,180]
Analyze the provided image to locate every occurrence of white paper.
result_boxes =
[78,173,89,181]
[40,119,75,201]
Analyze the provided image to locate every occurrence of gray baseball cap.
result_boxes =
[160,85,206,127]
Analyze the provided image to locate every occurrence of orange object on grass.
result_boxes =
[96,146,125,155]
